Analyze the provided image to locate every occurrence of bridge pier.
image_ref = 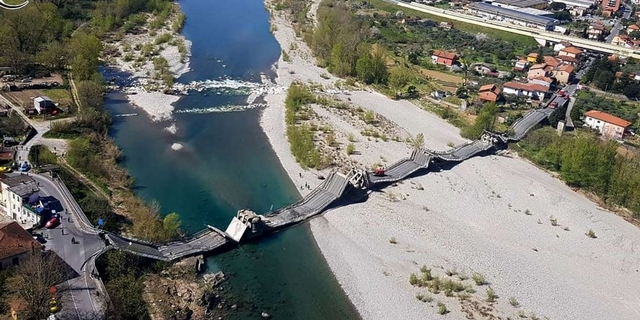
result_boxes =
[224,209,266,242]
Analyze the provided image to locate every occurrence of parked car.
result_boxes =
[45,216,59,229]
[549,101,558,109]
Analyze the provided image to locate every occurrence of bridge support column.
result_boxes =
[535,38,547,46]
[224,209,265,242]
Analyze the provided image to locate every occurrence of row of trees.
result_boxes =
[521,128,640,216]
[581,58,640,99]
[571,90,640,131]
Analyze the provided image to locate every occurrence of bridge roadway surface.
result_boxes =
[392,1,640,59]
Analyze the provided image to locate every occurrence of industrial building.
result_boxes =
[467,2,558,30]
[489,0,548,9]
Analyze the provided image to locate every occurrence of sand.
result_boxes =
[260,1,640,319]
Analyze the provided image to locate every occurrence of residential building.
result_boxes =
[528,76,553,87]
[0,175,40,228]
[627,24,640,34]
[558,46,583,59]
[478,84,502,102]
[526,52,539,63]
[527,63,548,79]
[431,50,459,66]
[588,22,605,39]
[556,55,579,65]
[467,2,557,30]
[543,56,561,68]
[602,0,621,17]
[0,221,42,270]
[503,82,549,99]
[552,64,575,84]
[583,110,631,139]
[553,41,573,52]
[514,59,529,71]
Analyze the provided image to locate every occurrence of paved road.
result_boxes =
[27,173,105,319]
[607,7,632,43]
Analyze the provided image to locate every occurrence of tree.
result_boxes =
[356,53,375,84]
[8,252,71,320]
[389,66,414,90]
[548,2,566,10]
[629,30,640,39]
[162,212,181,239]
[329,41,355,77]
[69,32,102,81]
[461,103,499,139]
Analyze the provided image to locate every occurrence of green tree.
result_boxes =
[162,212,181,239]
[389,66,414,90]
[69,32,102,81]
[461,103,499,139]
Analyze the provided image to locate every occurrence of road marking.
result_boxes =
[67,279,81,320]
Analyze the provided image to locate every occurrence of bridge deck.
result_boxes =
[263,172,350,228]
[106,227,229,261]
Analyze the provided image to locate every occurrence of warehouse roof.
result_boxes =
[550,0,595,8]
[491,0,548,8]
[469,2,558,26]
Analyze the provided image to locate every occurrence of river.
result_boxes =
[105,0,360,319]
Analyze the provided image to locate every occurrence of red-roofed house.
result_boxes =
[0,221,42,270]
[627,24,640,34]
[431,50,459,66]
[602,0,621,17]
[552,64,575,84]
[584,110,632,139]
[478,84,501,102]
[558,46,583,59]
[543,56,560,68]
[527,63,548,79]
[514,59,528,71]
[503,82,549,100]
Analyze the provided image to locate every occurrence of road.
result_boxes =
[606,7,633,43]
[393,1,640,58]
[27,173,105,319]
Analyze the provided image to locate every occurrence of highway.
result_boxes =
[394,1,640,59]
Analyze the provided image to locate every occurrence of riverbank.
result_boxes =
[103,4,191,124]
[260,2,640,320]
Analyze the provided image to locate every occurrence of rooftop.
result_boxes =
[1,175,39,197]
[561,46,583,55]
[490,0,548,8]
[432,50,458,60]
[549,0,594,8]
[0,221,41,260]
[584,110,632,128]
[556,64,575,73]
[469,2,558,26]
[504,81,550,92]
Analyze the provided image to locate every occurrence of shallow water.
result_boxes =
[105,0,359,318]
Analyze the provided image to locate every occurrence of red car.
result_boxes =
[549,101,558,109]
[45,216,59,229]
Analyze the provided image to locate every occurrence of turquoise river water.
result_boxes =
[105,0,360,319]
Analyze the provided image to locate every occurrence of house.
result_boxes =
[588,22,605,39]
[558,46,583,59]
[556,55,579,65]
[33,96,55,115]
[552,64,575,84]
[553,41,573,52]
[526,52,539,63]
[478,84,501,102]
[0,147,14,164]
[431,50,459,66]
[503,82,549,100]
[527,63,548,79]
[612,35,632,47]
[528,76,553,88]
[439,21,454,30]
[627,24,640,34]
[583,110,631,139]
[543,56,561,68]
[514,59,528,71]
[0,175,41,228]
[0,221,42,270]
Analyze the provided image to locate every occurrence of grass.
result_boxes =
[586,229,597,238]
[42,88,74,107]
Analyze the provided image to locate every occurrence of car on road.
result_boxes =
[45,216,59,229]
[558,90,565,97]
[549,101,558,109]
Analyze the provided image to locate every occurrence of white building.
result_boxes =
[583,110,631,139]
[33,96,54,114]
[0,175,40,228]
[503,82,549,100]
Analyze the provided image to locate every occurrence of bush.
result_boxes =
[472,272,486,286]
[437,302,448,315]
[509,297,520,307]
[346,143,356,155]
[486,287,498,302]
[586,229,597,238]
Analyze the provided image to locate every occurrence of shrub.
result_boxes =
[586,229,597,238]
[472,272,486,286]
[524,209,532,215]
[509,297,520,307]
[389,237,397,244]
[437,302,448,315]
[409,273,419,286]
[486,287,498,302]
[348,133,357,142]
[346,143,355,155]
[420,266,433,281]
[550,216,558,226]
[364,110,375,124]
[282,50,291,62]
